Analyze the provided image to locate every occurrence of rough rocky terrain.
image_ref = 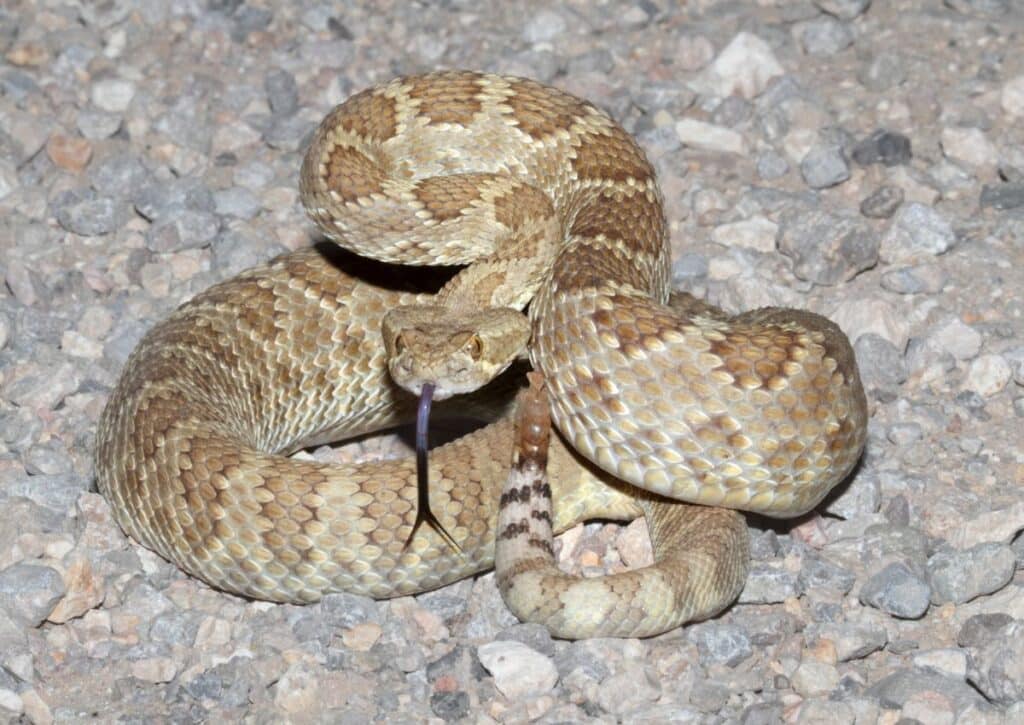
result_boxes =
[1,0,1023,722]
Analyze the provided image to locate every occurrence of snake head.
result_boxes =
[382,304,530,400]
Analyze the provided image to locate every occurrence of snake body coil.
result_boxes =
[95,72,866,634]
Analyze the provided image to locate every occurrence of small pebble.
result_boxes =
[880,202,956,263]
[860,185,904,218]
[778,210,877,284]
[90,77,136,112]
[477,641,558,699]
[690,32,784,99]
[859,562,931,619]
[979,182,1024,210]
[964,353,1012,397]
[45,134,93,173]
[675,118,747,154]
[800,144,850,189]
[798,17,854,56]
[940,126,999,170]
[851,130,913,167]
[1002,74,1024,117]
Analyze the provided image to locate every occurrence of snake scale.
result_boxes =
[95,71,867,638]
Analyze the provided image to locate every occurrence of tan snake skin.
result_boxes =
[95,71,867,636]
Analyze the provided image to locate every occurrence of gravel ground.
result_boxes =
[1,0,1023,722]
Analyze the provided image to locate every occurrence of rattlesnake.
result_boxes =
[95,71,867,638]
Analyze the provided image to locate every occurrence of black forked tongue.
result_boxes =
[404,382,462,553]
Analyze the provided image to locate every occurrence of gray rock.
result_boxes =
[756,150,789,179]
[213,187,262,219]
[316,592,382,629]
[711,95,752,127]
[672,252,708,283]
[76,108,122,140]
[887,422,923,446]
[798,553,856,595]
[233,160,276,189]
[265,67,299,116]
[638,124,682,157]
[687,622,753,666]
[943,0,1011,17]
[858,51,906,92]
[811,623,888,661]
[263,115,316,151]
[739,562,800,603]
[416,587,471,625]
[967,618,1024,705]
[0,564,65,627]
[825,469,882,519]
[149,610,202,646]
[851,130,912,167]
[927,543,1016,604]
[230,4,274,40]
[957,612,1016,648]
[522,10,568,43]
[182,658,256,708]
[741,700,778,724]
[145,211,221,253]
[89,152,152,200]
[813,0,872,19]
[800,145,850,189]
[980,182,1024,210]
[880,203,956,263]
[860,185,904,218]
[495,622,556,657]
[778,209,877,284]
[799,17,854,56]
[853,333,908,390]
[52,188,133,236]
[867,667,986,711]
[24,439,74,476]
[880,263,947,294]
[155,97,213,153]
[859,562,931,618]
[430,691,470,721]
[135,177,215,221]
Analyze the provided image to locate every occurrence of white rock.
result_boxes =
[522,10,567,43]
[91,78,136,113]
[711,216,778,252]
[831,298,910,349]
[675,118,747,154]
[950,502,1024,549]
[901,691,956,725]
[964,353,1012,397]
[1001,75,1024,117]
[931,318,982,361]
[0,688,23,716]
[880,203,955,264]
[131,656,178,683]
[940,127,999,170]
[0,158,18,200]
[478,641,558,699]
[61,331,104,359]
[791,661,840,698]
[689,32,785,99]
[912,649,968,679]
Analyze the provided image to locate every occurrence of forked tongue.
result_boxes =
[404,383,461,553]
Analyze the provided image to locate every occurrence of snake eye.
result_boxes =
[394,332,407,354]
[467,335,484,361]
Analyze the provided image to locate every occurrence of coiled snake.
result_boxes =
[95,71,867,638]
